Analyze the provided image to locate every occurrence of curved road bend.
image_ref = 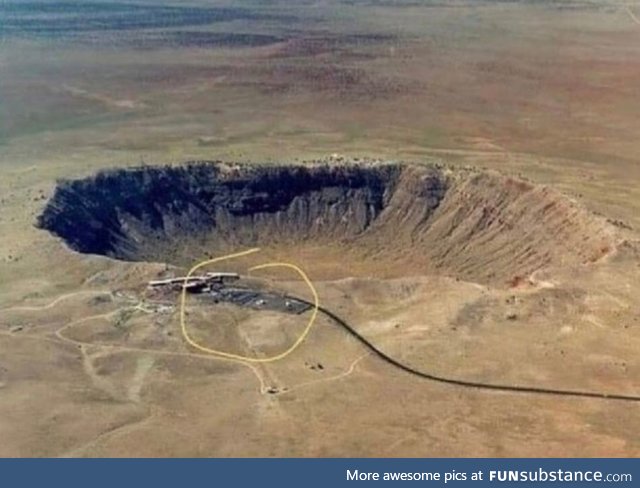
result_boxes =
[294,298,640,403]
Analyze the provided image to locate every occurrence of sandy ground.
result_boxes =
[1,0,639,457]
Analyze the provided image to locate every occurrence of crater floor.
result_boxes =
[1,160,639,457]
[38,161,617,286]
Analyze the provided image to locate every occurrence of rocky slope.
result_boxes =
[37,161,617,285]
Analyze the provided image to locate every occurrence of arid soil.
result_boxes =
[38,162,617,285]
[0,157,638,457]
[1,0,640,457]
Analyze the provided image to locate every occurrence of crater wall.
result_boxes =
[37,161,617,284]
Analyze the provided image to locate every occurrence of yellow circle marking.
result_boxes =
[179,248,320,363]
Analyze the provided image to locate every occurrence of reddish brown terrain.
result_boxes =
[1,1,639,457]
